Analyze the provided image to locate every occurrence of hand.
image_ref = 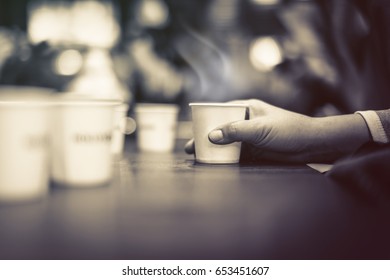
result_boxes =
[185,99,370,163]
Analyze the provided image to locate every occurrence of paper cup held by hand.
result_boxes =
[190,103,247,164]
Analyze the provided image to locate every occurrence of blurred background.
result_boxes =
[1,0,389,122]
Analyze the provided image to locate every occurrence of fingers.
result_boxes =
[208,120,259,145]
[184,139,195,154]
[227,99,274,119]
[185,119,259,153]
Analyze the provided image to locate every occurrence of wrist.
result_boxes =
[313,114,371,156]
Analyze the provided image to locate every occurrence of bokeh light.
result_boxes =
[137,0,169,28]
[28,1,119,48]
[251,0,281,6]
[53,49,83,76]
[249,36,283,72]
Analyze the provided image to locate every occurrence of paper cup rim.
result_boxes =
[0,101,53,107]
[0,91,122,107]
[0,86,55,94]
[53,99,121,106]
[189,102,247,108]
[0,100,121,107]
[0,86,55,107]
[52,93,122,106]
[114,103,129,111]
[135,103,179,113]
[0,98,55,107]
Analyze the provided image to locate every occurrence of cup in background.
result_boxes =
[189,103,247,164]
[135,103,179,152]
[0,86,53,203]
[51,96,120,187]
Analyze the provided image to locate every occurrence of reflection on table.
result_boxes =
[1,140,390,260]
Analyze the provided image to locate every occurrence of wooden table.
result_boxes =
[1,141,390,260]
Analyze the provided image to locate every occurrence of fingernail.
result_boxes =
[208,130,223,142]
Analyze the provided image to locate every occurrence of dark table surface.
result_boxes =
[1,141,390,260]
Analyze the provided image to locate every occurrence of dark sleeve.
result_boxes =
[327,143,390,201]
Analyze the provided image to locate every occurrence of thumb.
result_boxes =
[208,120,258,145]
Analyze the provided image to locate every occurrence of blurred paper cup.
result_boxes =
[189,103,247,164]
[51,95,120,187]
[135,103,179,152]
[0,86,53,203]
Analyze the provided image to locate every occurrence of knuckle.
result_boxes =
[225,122,238,139]
[247,99,261,116]
[247,99,257,109]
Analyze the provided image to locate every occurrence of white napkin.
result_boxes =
[307,163,333,173]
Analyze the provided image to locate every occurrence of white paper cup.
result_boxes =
[190,103,247,164]
[0,86,53,202]
[51,96,120,187]
[135,103,179,152]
